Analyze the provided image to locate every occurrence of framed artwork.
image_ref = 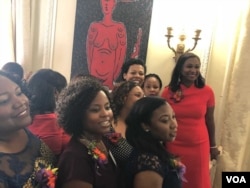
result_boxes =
[71,0,153,89]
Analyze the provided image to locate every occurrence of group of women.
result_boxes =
[0,52,220,188]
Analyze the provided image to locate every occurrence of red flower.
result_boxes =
[79,137,108,167]
[170,89,183,103]
[35,166,58,188]
[88,142,108,165]
[105,132,122,144]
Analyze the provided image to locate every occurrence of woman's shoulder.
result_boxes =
[30,131,56,167]
[197,84,215,97]
[23,132,57,187]
[60,138,87,156]
[161,86,170,97]
[132,150,160,160]
[128,150,165,175]
[204,84,214,92]
[103,133,133,165]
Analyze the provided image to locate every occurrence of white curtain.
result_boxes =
[213,2,250,187]
[0,0,32,75]
[16,0,32,73]
[0,0,16,66]
[0,0,57,75]
[0,0,31,73]
[30,0,57,71]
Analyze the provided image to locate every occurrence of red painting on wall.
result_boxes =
[71,0,153,89]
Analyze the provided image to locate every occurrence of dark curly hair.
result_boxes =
[168,52,205,92]
[125,97,171,162]
[56,75,113,138]
[27,69,67,116]
[111,81,140,123]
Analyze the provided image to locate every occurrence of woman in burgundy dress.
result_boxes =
[55,75,122,188]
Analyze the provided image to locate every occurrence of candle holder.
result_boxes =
[165,27,201,62]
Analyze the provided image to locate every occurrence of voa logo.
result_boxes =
[226,176,246,183]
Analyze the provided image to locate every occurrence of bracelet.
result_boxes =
[210,146,217,148]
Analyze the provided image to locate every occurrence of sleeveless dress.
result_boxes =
[161,84,215,188]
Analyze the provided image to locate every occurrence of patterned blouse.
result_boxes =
[0,129,56,188]
[126,149,182,188]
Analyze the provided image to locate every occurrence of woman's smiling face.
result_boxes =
[0,76,31,134]
[84,90,113,137]
[181,57,201,84]
[123,64,145,86]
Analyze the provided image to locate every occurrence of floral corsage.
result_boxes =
[34,166,58,188]
[171,158,187,182]
[79,137,108,167]
[87,141,108,166]
[105,132,122,144]
[170,89,183,103]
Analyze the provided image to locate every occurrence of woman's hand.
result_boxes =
[210,147,221,160]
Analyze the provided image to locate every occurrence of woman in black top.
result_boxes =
[125,97,186,188]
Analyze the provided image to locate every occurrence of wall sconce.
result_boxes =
[165,27,201,61]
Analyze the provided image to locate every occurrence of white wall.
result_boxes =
[146,0,217,88]
[52,0,77,81]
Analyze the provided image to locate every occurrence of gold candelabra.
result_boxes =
[165,27,201,61]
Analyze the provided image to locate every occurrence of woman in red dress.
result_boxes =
[161,53,220,188]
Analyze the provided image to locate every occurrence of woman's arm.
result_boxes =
[205,106,220,159]
[133,171,163,188]
[62,180,93,188]
[205,106,216,147]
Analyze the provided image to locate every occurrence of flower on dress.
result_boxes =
[171,158,187,182]
[170,89,183,103]
[105,132,122,144]
[87,141,108,166]
[34,166,58,188]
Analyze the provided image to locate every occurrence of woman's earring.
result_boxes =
[177,75,181,85]
[145,129,150,132]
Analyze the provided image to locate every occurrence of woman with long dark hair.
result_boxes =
[161,52,220,188]
[125,97,184,188]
